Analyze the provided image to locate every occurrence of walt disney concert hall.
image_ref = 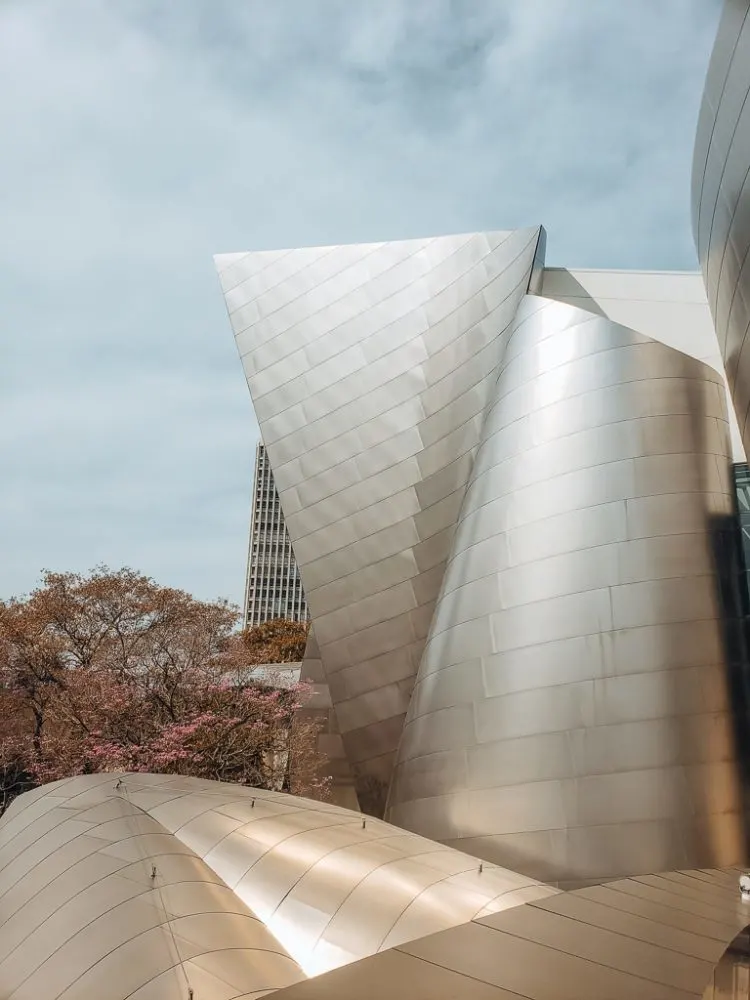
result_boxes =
[5,2,750,997]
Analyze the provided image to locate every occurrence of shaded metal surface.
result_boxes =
[693,0,750,456]
[386,295,745,885]
[704,927,750,998]
[269,867,750,1000]
[297,626,359,810]
[215,229,543,815]
[0,774,556,995]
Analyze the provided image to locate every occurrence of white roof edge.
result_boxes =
[543,266,702,277]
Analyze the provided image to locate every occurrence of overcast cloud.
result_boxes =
[0,0,723,607]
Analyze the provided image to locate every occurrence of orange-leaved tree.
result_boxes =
[0,567,327,814]
[240,617,309,664]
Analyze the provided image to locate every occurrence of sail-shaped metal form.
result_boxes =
[216,229,544,816]
[217,221,749,886]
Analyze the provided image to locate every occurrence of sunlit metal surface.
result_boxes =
[5,779,750,999]
[0,773,557,996]
[693,0,750,456]
[271,867,750,1000]
[0,774,303,1000]
[215,229,543,816]
[386,294,744,885]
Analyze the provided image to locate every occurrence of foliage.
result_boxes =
[240,617,309,665]
[0,567,328,814]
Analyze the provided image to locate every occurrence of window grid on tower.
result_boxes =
[243,442,310,630]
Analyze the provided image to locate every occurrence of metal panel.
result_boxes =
[297,626,359,810]
[539,268,746,461]
[268,867,750,1000]
[8,779,750,999]
[215,229,543,815]
[693,0,750,455]
[386,295,743,885]
[0,774,554,994]
[0,779,303,1000]
[399,919,690,1000]
[259,949,517,1000]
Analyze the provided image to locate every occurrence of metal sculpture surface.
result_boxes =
[218,229,746,885]
[216,230,544,816]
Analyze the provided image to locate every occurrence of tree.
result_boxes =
[0,567,328,814]
[240,617,309,665]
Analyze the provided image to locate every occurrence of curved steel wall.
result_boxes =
[386,295,744,886]
[270,866,750,1000]
[216,229,542,816]
[0,774,556,994]
[693,0,750,453]
[9,778,750,999]
[0,774,303,1000]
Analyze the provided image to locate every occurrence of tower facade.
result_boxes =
[244,442,308,628]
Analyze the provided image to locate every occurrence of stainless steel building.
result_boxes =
[1,773,749,1000]
[244,442,308,628]
[11,6,750,999]
[0,774,554,996]
[387,293,744,886]
[217,230,750,887]
[212,0,750,891]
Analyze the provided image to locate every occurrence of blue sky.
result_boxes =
[0,0,723,608]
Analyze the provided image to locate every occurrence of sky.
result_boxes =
[0,0,724,609]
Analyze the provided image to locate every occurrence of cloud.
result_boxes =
[0,0,723,605]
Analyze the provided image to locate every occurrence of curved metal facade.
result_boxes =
[0,775,303,1000]
[219,225,750,885]
[386,295,744,885]
[693,0,750,454]
[216,229,543,816]
[0,774,555,997]
[270,865,750,1000]
[5,776,750,999]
